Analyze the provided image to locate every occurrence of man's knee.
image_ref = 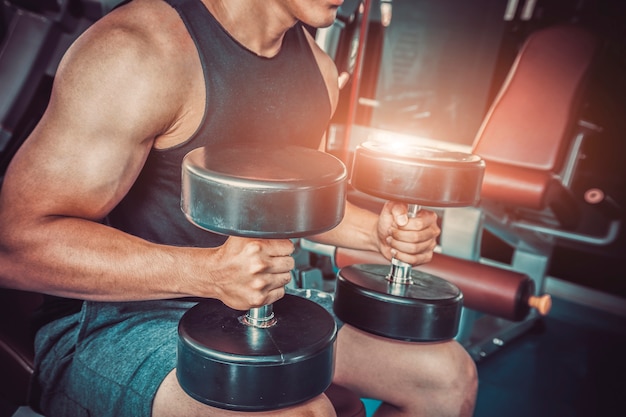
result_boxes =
[453,349,478,395]
[433,342,478,393]
[409,342,477,416]
[447,349,478,417]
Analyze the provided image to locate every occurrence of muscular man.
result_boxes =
[0,0,477,416]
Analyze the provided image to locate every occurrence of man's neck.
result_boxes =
[202,0,297,58]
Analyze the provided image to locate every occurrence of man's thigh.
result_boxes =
[35,300,194,417]
[332,324,468,402]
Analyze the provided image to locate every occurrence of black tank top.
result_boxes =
[34,0,331,328]
[106,0,331,247]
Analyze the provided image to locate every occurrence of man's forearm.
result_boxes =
[308,201,380,253]
[0,216,205,302]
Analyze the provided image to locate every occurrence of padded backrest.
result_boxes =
[472,25,597,216]
[0,7,56,140]
[5,0,60,13]
[473,25,597,173]
[0,2,65,177]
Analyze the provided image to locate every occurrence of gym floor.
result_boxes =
[468,295,625,417]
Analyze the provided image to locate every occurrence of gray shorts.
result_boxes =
[33,289,341,417]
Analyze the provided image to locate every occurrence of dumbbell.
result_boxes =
[177,144,347,411]
[333,141,485,342]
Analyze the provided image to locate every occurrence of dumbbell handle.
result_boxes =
[243,304,277,328]
[387,204,420,284]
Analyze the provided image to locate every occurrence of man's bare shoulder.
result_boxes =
[66,0,193,74]
[50,0,201,141]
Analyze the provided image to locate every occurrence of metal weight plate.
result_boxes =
[351,141,485,207]
[333,264,463,341]
[177,295,337,411]
[181,144,347,238]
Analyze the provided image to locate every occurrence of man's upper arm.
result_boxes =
[2,22,177,222]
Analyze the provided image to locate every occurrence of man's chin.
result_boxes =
[314,10,340,29]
